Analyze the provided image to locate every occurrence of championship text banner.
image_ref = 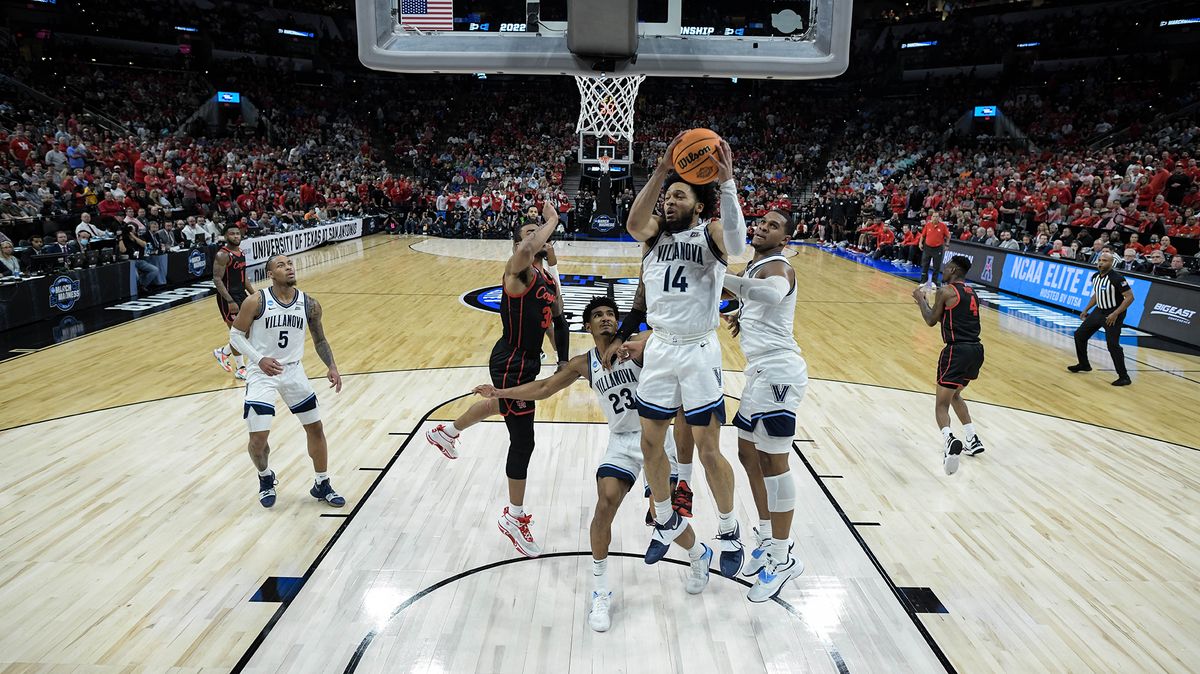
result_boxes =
[242,219,364,266]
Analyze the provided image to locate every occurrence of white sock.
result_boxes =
[445,422,461,437]
[221,344,232,355]
[718,511,736,534]
[677,462,693,483]
[592,557,608,592]
[940,426,953,441]
[508,503,524,518]
[654,499,673,524]
[963,423,976,441]
[771,537,792,563]
[258,468,272,477]
[687,541,707,561]
[315,471,328,483]
[759,519,773,540]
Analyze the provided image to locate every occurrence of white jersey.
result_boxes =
[642,220,727,336]
[736,254,801,363]
[586,348,642,434]
[249,287,308,365]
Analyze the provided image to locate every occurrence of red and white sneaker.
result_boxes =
[498,507,542,558]
[213,348,233,373]
[425,424,459,459]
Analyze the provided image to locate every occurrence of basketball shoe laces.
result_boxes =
[511,512,535,541]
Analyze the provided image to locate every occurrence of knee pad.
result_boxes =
[765,470,797,513]
[503,414,536,480]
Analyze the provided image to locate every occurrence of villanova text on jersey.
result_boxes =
[264,313,305,330]
[593,365,638,393]
[655,239,707,264]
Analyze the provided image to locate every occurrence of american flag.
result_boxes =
[400,0,454,31]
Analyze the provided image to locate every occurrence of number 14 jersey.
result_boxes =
[642,220,727,336]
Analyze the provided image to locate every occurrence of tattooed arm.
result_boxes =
[306,294,342,392]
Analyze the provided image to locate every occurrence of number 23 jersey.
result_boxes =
[586,348,641,434]
[642,221,727,336]
[250,288,308,364]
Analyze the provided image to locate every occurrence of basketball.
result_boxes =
[671,128,722,184]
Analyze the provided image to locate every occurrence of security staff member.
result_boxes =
[1067,250,1134,386]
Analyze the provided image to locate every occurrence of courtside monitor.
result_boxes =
[217,91,241,104]
[974,105,998,118]
[355,0,851,80]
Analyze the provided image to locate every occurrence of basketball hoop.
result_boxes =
[575,74,645,142]
[599,154,612,174]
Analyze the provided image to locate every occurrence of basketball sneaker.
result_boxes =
[498,507,541,558]
[748,544,803,603]
[713,521,745,578]
[213,348,233,373]
[943,434,964,475]
[234,366,248,381]
[685,544,713,595]
[963,436,986,456]
[644,478,678,526]
[645,511,688,564]
[425,424,459,459]
[258,470,277,508]
[588,591,612,632]
[310,478,346,507]
[741,527,771,577]
[672,480,694,518]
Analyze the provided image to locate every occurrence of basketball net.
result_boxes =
[574,74,645,142]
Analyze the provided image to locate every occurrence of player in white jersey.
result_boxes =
[618,133,748,580]
[229,254,345,509]
[473,297,686,632]
[722,210,808,602]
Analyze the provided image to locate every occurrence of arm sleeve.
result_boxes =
[552,312,570,362]
[229,327,264,364]
[614,306,647,343]
[723,273,790,304]
[719,179,747,256]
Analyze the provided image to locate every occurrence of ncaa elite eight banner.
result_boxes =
[242,219,363,266]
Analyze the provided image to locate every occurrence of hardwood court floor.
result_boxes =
[1,234,1197,673]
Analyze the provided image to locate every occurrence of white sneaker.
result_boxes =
[588,591,612,632]
[213,348,233,373]
[685,544,713,595]
[498,507,542,558]
[963,436,986,456]
[747,549,804,603]
[943,435,964,475]
[741,527,771,577]
[425,424,459,459]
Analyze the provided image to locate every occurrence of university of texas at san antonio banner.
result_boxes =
[945,240,1199,347]
[242,219,364,266]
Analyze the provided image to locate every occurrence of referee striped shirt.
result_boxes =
[1090,269,1130,310]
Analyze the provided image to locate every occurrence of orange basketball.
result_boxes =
[671,128,722,184]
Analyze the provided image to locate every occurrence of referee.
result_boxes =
[1067,251,1134,386]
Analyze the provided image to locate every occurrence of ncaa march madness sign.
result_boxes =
[461,274,739,332]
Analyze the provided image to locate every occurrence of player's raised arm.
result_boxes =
[913,284,952,326]
[474,355,587,401]
[627,133,684,241]
[706,140,747,258]
[505,201,559,277]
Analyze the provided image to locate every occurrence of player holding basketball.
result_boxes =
[213,224,254,380]
[624,131,747,588]
[721,209,808,601]
[425,203,570,558]
[912,255,987,475]
[472,296,679,632]
[229,254,345,508]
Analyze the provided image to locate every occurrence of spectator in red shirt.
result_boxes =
[979,201,999,230]
[870,224,897,260]
[918,211,950,286]
[1158,236,1178,257]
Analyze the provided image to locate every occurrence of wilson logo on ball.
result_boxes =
[676,147,711,170]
